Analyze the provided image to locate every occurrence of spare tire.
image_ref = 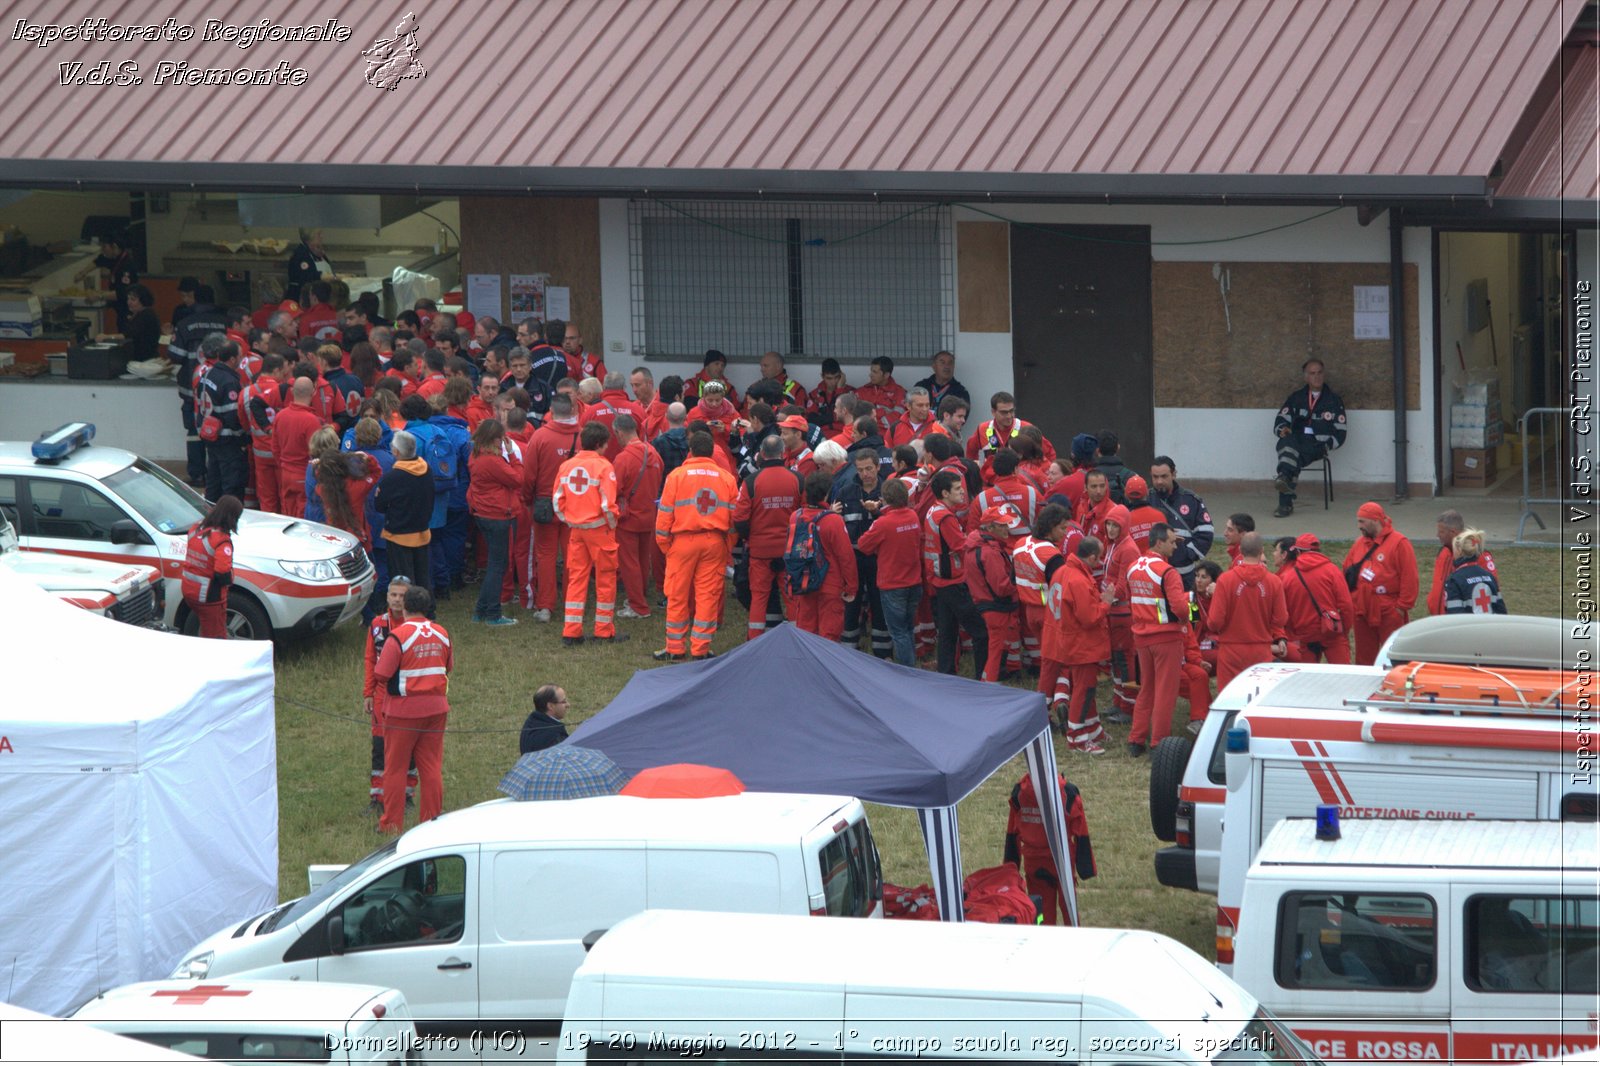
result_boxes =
[1149,736,1194,841]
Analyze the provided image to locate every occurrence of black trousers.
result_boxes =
[386,541,433,593]
[934,583,988,679]
[204,439,249,503]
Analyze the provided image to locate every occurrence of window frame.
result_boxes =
[1274,890,1439,993]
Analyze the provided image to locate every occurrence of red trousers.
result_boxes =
[1131,638,1182,746]
[914,595,936,659]
[1021,858,1069,925]
[1040,659,1104,750]
[532,518,569,613]
[1181,660,1211,719]
[1019,603,1045,669]
[563,526,618,638]
[1109,620,1137,713]
[1286,632,1352,664]
[793,584,845,640]
[981,609,1020,682]
[250,449,278,513]
[378,711,446,833]
[746,554,789,639]
[1353,604,1406,665]
[617,527,655,615]
[1216,642,1272,692]
[278,463,307,518]
[662,531,728,656]
[507,515,532,606]
[188,596,228,638]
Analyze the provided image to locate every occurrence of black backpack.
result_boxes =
[783,511,831,597]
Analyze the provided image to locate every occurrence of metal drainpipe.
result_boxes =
[1390,211,1408,499]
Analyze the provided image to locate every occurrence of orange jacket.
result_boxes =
[1209,561,1288,645]
[1042,553,1109,665]
[655,457,738,543]
[553,450,618,529]
[1126,550,1187,643]
[181,526,233,604]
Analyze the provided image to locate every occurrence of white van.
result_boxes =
[72,980,418,1065]
[170,793,880,1038]
[1153,617,1587,902]
[1233,819,1598,1065]
[559,910,1325,1064]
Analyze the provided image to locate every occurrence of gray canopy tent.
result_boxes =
[569,624,1078,923]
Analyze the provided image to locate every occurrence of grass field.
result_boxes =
[271,541,1567,957]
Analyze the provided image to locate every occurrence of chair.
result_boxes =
[1301,453,1334,509]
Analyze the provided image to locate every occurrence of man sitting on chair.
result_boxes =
[1272,358,1347,517]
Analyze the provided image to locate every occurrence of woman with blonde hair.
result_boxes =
[1443,529,1506,615]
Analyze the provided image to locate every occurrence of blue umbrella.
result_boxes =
[497,745,631,801]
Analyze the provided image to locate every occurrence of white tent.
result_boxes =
[0,571,277,1016]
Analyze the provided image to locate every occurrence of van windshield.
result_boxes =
[273,839,399,929]
[1214,1008,1325,1065]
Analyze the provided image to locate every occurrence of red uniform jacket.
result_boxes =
[808,382,855,430]
[1102,504,1137,604]
[1427,546,1497,614]
[790,506,858,598]
[856,504,923,590]
[375,618,453,718]
[683,370,740,407]
[1042,553,1110,665]
[734,462,805,558]
[180,526,232,604]
[317,453,381,549]
[1208,561,1288,645]
[641,399,670,441]
[465,396,496,430]
[1012,535,1062,609]
[589,389,648,459]
[686,398,740,452]
[564,349,607,381]
[923,502,968,589]
[271,401,323,471]
[1124,501,1165,551]
[1046,469,1086,511]
[1005,773,1095,881]
[521,419,582,506]
[975,476,1040,539]
[855,377,907,437]
[1342,521,1419,625]
[1282,549,1355,644]
[963,529,1016,611]
[888,415,936,447]
[467,447,524,520]
[242,377,284,453]
[363,612,403,711]
[1075,494,1113,546]
[1126,551,1187,644]
[965,418,1056,464]
[613,438,664,533]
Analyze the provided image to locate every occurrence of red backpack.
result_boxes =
[962,864,1039,925]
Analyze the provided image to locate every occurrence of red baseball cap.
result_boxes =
[1124,474,1148,500]
[1294,533,1321,552]
[277,299,302,317]
[454,309,475,333]
[979,506,1012,528]
[778,415,809,431]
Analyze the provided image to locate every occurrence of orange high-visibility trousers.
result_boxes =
[563,526,619,638]
[662,530,727,656]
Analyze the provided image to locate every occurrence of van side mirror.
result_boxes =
[582,929,607,953]
[110,519,151,545]
[327,914,345,956]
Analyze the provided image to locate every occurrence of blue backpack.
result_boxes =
[783,511,830,597]
[408,422,458,492]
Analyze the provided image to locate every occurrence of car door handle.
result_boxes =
[437,959,472,971]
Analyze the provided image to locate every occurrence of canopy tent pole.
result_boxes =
[1024,728,1079,926]
[916,805,966,923]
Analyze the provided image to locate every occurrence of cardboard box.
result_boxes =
[1450,401,1502,428]
[1450,422,1503,448]
[1452,447,1498,488]
[1457,378,1500,406]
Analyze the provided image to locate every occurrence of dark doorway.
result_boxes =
[1010,224,1154,465]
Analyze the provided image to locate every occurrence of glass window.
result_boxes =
[1466,895,1599,994]
[105,459,208,535]
[125,1032,331,1062]
[339,855,466,951]
[1212,1008,1327,1064]
[1275,893,1436,991]
[0,476,18,530]
[818,835,862,919]
[1207,710,1239,785]
[24,477,128,541]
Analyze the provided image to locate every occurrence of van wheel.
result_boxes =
[180,592,271,641]
[1149,736,1193,841]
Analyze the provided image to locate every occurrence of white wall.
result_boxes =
[600,199,1436,486]
[0,381,182,460]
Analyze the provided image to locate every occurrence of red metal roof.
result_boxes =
[1497,44,1600,201]
[0,0,1583,197]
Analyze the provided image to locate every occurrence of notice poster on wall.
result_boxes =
[1353,285,1390,339]
[510,274,547,319]
[545,286,571,323]
[466,274,502,324]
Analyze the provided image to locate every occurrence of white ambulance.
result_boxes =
[558,910,1326,1064]
[0,423,372,639]
[1,510,166,625]
[1233,818,1598,1065]
[72,979,419,1065]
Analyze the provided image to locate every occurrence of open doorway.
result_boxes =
[1436,230,1568,497]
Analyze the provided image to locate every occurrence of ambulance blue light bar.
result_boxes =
[32,422,95,462]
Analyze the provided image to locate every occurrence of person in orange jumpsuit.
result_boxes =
[1003,771,1096,925]
[271,377,322,517]
[520,393,582,621]
[1040,536,1115,754]
[373,585,452,834]
[553,421,622,645]
[1207,531,1289,690]
[654,430,738,661]
[1342,501,1419,664]
[181,494,240,638]
[786,470,858,640]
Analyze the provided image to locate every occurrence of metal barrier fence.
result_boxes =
[1515,406,1577,544]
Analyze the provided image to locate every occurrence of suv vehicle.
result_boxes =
[1,511,166,626]
[3,423,373,640]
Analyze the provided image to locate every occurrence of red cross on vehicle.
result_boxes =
[152,984,252,1006]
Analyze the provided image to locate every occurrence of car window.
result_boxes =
[1466,894,1598,994]
[1207,709,1239,785]
[0,476,18,530]
[1275,892,1436,991]
[25,477,128,541]
[339,855,467,951]
[105,459,207,535]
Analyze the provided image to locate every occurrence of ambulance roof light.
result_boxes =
[1315,804,1341,840]
[1226,727,1249,753]
[32,422,95,462]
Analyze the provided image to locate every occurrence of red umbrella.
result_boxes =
[619,763,746,798]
